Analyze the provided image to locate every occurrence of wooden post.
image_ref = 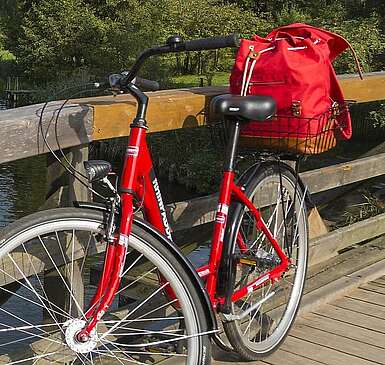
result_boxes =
[44,144,90,208]
[42,144,90,348]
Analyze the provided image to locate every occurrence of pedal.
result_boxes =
[238,250,281,269]
[239,256,257,266]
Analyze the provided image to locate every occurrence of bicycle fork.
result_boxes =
[77,130,145,339]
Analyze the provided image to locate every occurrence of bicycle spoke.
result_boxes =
[115,306,182,334]
[98,347,188,358]
[0,267,72,321]
[20,243,66,333]
[107,327,184,337]
[119,253,144,279]
[0,313,63,347]
[69,229,76,317]
[0,283,70,321]
[6,253,69,335]
[116,266,156,296]
[98,340,129,365]
[5,351,59,365]
[38,235,86,320]
[79,234,95,274]
[104,328,214,349]
[100,281,169,340]
[92,348,145,365]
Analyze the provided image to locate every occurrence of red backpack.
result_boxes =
[230,23,362,154]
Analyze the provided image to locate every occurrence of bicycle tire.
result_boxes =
[223,163,308,360]
[0,208,211,365]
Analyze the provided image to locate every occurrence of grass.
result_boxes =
[342,191,385,226]
[169,72,230,88]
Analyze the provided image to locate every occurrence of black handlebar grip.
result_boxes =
[133,76,160,91]
[184,34,240,51]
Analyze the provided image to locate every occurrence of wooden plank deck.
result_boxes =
[214,275,385,365]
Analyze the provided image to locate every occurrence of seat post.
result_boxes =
[223,119,240,172]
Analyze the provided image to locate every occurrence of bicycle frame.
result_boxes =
[81,120,291,336]
[79,38,291,337]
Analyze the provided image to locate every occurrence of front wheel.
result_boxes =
[0,208,211,365]
[223,163,308,360]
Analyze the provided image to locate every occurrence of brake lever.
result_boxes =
[108,74,125,96]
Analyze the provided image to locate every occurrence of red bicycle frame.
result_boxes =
[78,38,291,337]
[82,122,291,336]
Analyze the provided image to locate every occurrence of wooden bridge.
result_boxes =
[0,71,385,364]
[213,274,385,365]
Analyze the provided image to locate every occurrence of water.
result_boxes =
[0,99,47,225]
[0,156,47,228]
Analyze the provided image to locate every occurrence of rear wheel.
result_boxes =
[223,163,308,360]
[0,208,211,364]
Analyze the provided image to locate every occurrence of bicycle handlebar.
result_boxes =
[133,76,160,92]
[184,34,240,51]
[109,73,159,92]
[110,34,240,124]
[120,34,239,87]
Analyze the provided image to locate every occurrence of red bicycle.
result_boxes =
[0,35,308,364]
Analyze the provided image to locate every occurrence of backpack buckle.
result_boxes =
[292,101,302,116]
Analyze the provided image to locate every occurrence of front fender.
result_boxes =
[74,201,217,332]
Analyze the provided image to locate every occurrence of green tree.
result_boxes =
[154,0,265,75]
[16,0,108,83]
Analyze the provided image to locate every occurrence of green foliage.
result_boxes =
[368,102,385,129]
[17,0,108,83]
[319,14,385,73]
[274,3,312,25]
[342,190,385,226]
[170,72,229,88]
[148,127,223,193]
[2,0,384,87]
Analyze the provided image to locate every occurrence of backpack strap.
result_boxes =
[267,23,364,79]
[345,39,364,80]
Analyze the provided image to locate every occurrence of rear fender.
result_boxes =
[218,160,310,312]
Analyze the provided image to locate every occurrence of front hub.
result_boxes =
[64,319,98,354]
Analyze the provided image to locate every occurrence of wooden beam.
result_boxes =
[167,152,385,231]
[309,212,385,265]
[301,152,385,194]
[338,71,385,103]
[90,72,385,140]
[0,72,383,164]
[0,101,93,164]
[90,71,385,140]
[87,86,226,140]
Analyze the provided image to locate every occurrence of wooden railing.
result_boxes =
[0,71,385,266]
[0,71,384,364]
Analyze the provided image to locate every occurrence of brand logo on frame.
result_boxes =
[152,178,172,241]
